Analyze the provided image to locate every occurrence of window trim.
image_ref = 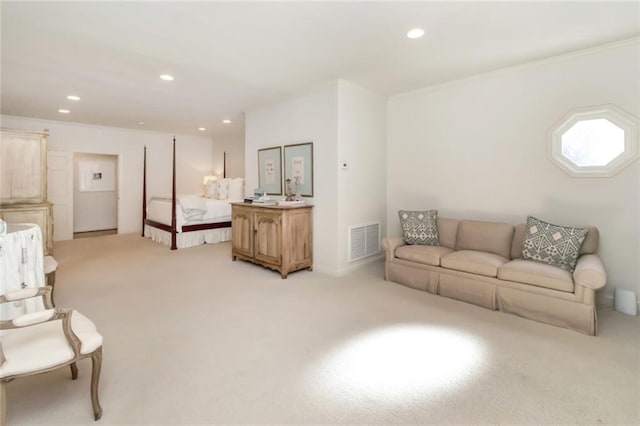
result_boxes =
[549,105,639,177]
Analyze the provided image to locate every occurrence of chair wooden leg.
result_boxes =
[70,362,78,380]
[48,272,56,307]
[90,347,103,421]
[1,381,7,426]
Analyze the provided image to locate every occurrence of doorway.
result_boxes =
[72,153,118,238]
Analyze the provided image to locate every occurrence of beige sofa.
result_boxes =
[383,218,607,335]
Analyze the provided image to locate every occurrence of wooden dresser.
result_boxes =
[231,203,313,278]
[0,128,53,255]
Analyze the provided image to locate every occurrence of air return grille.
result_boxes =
[348,222,380,262]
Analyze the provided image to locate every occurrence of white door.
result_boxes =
[47,151,73,241]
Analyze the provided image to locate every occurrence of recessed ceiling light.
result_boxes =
[137,121,145,125]
[58,109,70,114]
[223,119,231,124]
[66,95,80,101]
[160,74,174,81]
[407,28,425,39]
[198,127,206,131]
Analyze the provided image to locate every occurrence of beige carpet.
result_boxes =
[5,233,640,425]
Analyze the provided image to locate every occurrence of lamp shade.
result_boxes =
[203,175,218,185]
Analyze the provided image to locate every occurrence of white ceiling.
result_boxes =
[2,2,638,138]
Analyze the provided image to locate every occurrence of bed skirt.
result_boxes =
[144,225,231,249]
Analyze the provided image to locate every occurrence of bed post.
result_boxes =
[142,145,147,237]
[171,136,177,250]
[223,151,226,178]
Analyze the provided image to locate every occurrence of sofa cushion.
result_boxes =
[522,216,588,271]
[441,250,509,278]
[398,210,439,245]
[395,245,454,267]
[498,259,574,293]
[511,224,526,259]
[455,220,514,259]
[436,217,459,249]
[580,227,599,255]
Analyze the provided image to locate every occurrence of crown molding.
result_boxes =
[391,37,640,100]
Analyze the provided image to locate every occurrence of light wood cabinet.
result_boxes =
[231,203,313,278]
[1,128,54,255]
[1,128,48,204]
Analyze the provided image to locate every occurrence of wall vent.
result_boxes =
[348,222,380,263]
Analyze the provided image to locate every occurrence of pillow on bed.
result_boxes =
[228,178,245,200]
[215,178,230,200]
[204,181,217,198]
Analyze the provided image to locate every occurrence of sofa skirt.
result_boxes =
[386,261,439,293]
[385,259,597,335]
[496,286,596,335]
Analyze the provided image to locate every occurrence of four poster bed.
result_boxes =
[142,138,238,250]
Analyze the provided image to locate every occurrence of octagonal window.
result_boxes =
[561,118,625,167]
[549,105,639,177]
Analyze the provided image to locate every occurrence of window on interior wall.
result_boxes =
[549,105,639,177]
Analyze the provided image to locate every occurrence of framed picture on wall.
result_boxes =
[284,142,313,197]
[257,146,282,195]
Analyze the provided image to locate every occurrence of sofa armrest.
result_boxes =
[382,236,406,261]
[573,254,606,290]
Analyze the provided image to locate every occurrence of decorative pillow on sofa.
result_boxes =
[398,210,439,245]
[521,216,589,271]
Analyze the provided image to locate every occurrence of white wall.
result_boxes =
[73,153,118,232]
[387,41,640,304]
[213,126,245,179]
[245,80,387,275]
[0,115,214,236]
[245,81,340,273]
[337,80,387,272]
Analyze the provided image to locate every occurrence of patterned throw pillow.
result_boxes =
[398,210,439,245]
[521,216,588,271]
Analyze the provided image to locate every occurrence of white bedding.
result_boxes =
[146,195,239,232]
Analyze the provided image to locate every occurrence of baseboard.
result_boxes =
[314,254,384,277]
[597,293,614,308]
[598,291,640,316]
[336,254,384,276]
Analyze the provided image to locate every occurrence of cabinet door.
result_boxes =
[231,207,253,257]
[0,130,47,203]
[254,210,282,266]
[285,209,313,266]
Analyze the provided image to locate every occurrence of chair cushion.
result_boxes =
[395,245,454,266]
[498,259,574,293]
[441,250,509,277]
[0,311,102,378]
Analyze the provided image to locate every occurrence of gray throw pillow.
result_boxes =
[398,210,439,245]
[522,216,588,271]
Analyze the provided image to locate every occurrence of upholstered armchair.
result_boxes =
[0,286,103,424]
